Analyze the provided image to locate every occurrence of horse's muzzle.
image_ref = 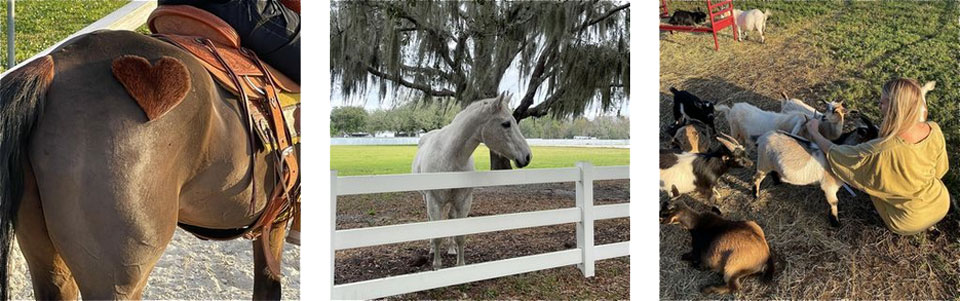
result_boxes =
[515,153,531,168]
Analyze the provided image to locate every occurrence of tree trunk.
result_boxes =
[489,151,513,170]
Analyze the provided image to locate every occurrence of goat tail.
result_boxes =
[762,248,777,283]
[714,104,730,113]
[0,56,55,300]
[669,87,679,94]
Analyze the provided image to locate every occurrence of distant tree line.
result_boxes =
[331,103,629,139]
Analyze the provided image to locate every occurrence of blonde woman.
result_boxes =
[805,78,950,235]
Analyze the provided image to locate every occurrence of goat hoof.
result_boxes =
[829,215,840,228]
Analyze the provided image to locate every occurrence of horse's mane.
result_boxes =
[449,94,510,125]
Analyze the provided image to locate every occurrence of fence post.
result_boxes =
[5,0,14,69]
[330,170,338,299]
[575,161,595,277]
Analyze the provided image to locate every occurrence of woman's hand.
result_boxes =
[805,118,821,135]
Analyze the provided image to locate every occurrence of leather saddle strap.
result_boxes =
[200,39,260,215]
[239,48,300,278]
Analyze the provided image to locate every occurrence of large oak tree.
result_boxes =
[331,1,629,169]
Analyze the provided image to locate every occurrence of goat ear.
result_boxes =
[921,81,936,95]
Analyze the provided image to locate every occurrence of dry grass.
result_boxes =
[334,181,630,299]
[659,3,960,299]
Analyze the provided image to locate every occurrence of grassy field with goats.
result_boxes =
[660,1,958,299]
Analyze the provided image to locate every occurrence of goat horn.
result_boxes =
[781,92,789,100]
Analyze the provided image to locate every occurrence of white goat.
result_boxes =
[752,116,878,227]
[733,9,772,43]
[716,95,846,147]
[779,92,848,140]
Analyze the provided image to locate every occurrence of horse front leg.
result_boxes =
[253,224,288,300]
[450,193,474,266]
[425,193,444,269]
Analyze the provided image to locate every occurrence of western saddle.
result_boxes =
[147,5,301,278]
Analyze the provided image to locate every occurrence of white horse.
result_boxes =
[412,92,533,268]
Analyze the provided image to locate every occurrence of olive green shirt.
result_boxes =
[826,122,950,235]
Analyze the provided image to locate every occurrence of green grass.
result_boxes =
[330,145,630,176]
[1,0,132,72]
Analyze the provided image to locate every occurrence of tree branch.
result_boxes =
[574,3,630,33]
[401,64,455,82]
[365,65,456,97]
[522,86,568,119]
[513,39,559,119]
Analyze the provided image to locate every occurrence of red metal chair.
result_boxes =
[659,0,738,51]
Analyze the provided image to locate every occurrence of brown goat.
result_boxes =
[660,201,775,295]
[671,117,714,153]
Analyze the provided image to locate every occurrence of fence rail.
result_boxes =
[331,162,630,300]
[1,0,155,75]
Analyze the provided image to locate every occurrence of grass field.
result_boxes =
[331,145,630,176]
[0,0,132,72]
[661,1,959,299]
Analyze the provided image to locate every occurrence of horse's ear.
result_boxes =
[496,92,511,111]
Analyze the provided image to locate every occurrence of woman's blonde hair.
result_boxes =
[878,78,926,141]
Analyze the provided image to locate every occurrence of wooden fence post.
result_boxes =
[330,170,338,299]
[575,161,595,277]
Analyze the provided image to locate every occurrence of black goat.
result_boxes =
[670,87,716,132]
[669,9,708,26]
[660,133,753,202]
[660,201,776,295]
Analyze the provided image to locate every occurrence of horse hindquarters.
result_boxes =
[0,56,55,300]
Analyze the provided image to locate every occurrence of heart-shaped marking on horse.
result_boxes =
[111,55,191,121]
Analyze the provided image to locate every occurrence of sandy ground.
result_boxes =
[335,180,630,299]
[9,229,300,300]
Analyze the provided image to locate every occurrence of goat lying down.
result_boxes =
[752,115,879,227]
[715,95,846,147]
[661,201,775,294]
[660,133,753,202]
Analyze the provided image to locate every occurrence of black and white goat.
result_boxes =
[660,133,753,202]
[669,9,707,26]
[752,115,879,227]
[670,87,717,131]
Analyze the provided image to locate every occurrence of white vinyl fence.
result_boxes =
[1,0,155,76]
[330,162,630,300]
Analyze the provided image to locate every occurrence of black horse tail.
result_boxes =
[0,56,55,299]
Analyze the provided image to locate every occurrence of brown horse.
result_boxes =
[0,30,295,299]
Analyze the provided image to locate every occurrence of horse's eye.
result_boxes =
[501,121,511,128]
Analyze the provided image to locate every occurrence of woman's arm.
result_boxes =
[806,118,836,151]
